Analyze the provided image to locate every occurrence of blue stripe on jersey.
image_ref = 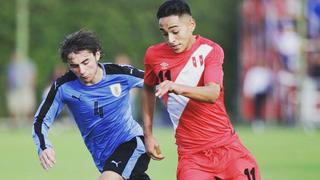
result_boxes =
[32,63,144,171]
[122,137,146,179]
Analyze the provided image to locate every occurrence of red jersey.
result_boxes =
[144,35,236,155]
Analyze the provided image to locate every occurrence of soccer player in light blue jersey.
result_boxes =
[32,30,150,180]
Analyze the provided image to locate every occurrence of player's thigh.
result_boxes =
[102,136,150,180]
[177,167,218,180]
[177,155,217,180]
[98,171,123,180]
[224,155,261,180]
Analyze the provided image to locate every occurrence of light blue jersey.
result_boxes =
[32,63,144,171]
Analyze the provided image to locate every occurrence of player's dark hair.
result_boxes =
[59,29,102,62]
[157,0,191,20]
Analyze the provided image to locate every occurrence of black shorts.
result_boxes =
[102,136,150,180]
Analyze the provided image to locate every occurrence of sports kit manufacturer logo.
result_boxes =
[160,62,169,70]
[71,95,81,101]
[111,160,122,168]
[109,83,122,97]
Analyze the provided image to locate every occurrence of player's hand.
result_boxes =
[144,135,165,161]
[155,80,175,98]
[39,148,56,170]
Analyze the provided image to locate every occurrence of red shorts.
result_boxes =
[177,140,261,180]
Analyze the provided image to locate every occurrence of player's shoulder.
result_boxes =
[103,63,144,78]
[144,42,172,65]
[198,35,223,51]
[198,36,224,58]
[56,71,77,86]
[147,41,167,51]
[146,42,170,57]
[195,36,224,62]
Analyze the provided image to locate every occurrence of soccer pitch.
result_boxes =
[0,126,319,180]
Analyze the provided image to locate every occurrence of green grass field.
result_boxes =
[0,125,319,180]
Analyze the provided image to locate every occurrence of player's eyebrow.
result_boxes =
[81,58,89,63]
[160,25,179,31]
[168,25,179,29]
[69,58,89,66]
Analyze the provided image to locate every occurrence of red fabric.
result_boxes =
[177,136,261,180]
[144,35,238,155]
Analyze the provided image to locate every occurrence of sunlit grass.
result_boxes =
[0,125,319,180]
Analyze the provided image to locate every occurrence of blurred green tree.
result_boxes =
[0,0,239,120]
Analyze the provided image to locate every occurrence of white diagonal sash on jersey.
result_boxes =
[167,44,213,130]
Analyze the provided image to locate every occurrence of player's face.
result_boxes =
[159,15,196,53]
[67,50,102,85]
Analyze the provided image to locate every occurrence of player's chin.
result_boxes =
[81,77,92,83]
[172,47,184,54]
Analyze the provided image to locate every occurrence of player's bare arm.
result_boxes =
[156,80,220,103]
[39,148,56,170]
[142,84,156,137]
[142,84,165,161]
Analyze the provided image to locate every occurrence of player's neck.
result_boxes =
[92,65,103,84]
[185,35,197,51]
[82,65,103,86]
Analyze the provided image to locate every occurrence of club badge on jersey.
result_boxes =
[110,83,122,97]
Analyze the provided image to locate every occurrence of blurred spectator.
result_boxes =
[308,45,320,89]
[302,41,320,130]
[306,0,320,39]
[300,75,320,130]
[273,20,301,126]
[240,0,303,125]
[6,52,36,128]
[243,61,273,132]
[301,0,320,129]
[241,0,266,66]
[276,68,297,126]
[275,21,302,72]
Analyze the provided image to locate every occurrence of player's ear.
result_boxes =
[189,17,196,33]
[95,51,101,61]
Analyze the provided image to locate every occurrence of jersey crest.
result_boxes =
[109,83,122,97]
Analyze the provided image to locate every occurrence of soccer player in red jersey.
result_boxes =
[142,0,261,179]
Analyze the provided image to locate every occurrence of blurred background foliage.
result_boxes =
[0,0,239,118]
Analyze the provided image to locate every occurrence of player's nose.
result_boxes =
[168,33,176,44]
[79,64,86,74]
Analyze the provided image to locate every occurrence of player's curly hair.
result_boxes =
[156,0,191,20]
[59,29,103,62]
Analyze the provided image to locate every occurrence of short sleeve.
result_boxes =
[203,44,224,86]
[143,50,158,86]
[117,64,144,88]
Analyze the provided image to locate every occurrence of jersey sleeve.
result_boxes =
[124,65,144,88]
[143,49,158,86]
[203,44,224,86]
[32,82,65,155]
